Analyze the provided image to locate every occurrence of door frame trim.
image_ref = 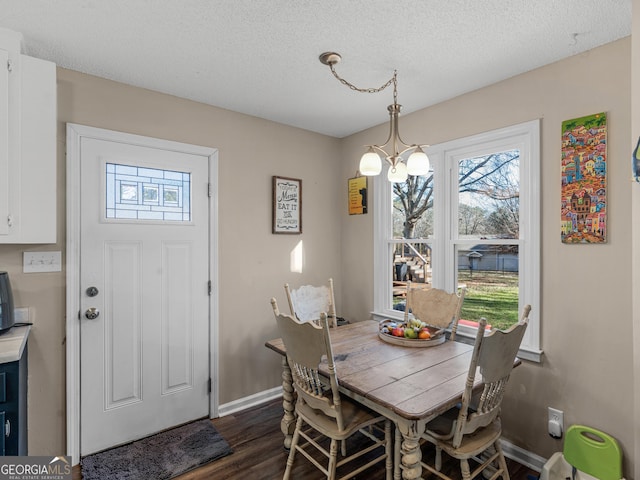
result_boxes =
[65,123,219,464]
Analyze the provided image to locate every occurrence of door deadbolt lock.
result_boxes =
[85,307,100,320]
[86,286,99,297]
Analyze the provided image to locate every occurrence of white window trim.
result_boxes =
[373,119,542,362]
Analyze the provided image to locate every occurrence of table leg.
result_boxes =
[396,420,423,480]
[280,356,296,449]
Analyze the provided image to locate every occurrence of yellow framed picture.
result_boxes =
[348,176,367,215]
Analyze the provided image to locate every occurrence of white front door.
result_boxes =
[78,130,211,455]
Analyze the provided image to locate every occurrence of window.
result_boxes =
[373,120,541,361]
[105,163,191,222]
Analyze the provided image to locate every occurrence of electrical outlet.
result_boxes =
[13,307,29,324]
[548,407,563,438]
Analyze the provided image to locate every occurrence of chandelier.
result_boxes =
[319,52,430,183]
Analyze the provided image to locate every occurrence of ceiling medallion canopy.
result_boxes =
[319,52,430,182]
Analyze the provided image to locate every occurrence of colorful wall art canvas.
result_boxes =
[561,112,607,243]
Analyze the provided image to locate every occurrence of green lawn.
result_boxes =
[458,270,519,330]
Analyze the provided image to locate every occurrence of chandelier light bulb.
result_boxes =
[406,147,431,176]
[359,149,382,176]
[387,162,408,183]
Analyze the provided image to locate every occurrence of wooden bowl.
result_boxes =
[377,319,446,347]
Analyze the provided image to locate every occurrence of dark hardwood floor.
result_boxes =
[73,397,541,479]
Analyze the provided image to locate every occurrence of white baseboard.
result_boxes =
[220,386,548,475]
[217,386,283,417]
[501,438,547,473]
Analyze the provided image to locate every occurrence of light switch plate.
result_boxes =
[23,251,62,273]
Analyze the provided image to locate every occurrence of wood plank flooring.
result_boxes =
[73,397,541,479]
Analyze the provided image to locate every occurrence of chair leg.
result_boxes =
[283,416,303,480]
[384,420,393,480]
[460,458,472,480]
[494,440,510,480]
[328,439,339,480]
[394,427,402,480]
[435,446,442,471]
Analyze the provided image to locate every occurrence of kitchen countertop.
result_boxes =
[0,325,30,364]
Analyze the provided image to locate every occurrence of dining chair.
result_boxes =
[403,282,466,340]
[270,298,392,480]
[284,278,338,327]
[417,305,531,480]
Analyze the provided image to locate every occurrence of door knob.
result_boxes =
[85,307,100,320]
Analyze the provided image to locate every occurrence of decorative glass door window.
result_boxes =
[106,163,191,221]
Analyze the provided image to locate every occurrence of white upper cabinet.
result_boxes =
[0,28,56,244]
[0,47,9,237]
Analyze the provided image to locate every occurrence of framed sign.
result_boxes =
[273,176,302,234]
[348,176,368,215]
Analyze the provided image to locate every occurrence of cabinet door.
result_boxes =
[0,53,56,244]
[0,357,26,456]
[0,48,9,236]
[18,55,56,243]
[0,412,5,456]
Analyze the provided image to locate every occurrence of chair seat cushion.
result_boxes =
[425,406,459,437]
[297,396,385,441]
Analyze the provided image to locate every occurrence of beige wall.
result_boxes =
[0,37,635,473]
[341,38,634,474]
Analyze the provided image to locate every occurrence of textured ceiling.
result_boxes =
[0,0,632,138]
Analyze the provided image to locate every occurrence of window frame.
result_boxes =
[372,119,541,362]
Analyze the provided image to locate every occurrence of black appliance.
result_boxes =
[0,272,15,332]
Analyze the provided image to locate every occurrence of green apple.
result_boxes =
[404,327,418,339]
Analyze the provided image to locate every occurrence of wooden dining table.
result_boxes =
[265,319,509,480]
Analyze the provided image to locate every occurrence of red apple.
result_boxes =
[392,327,405,337]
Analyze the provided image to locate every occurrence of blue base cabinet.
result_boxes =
[0,345,27,455]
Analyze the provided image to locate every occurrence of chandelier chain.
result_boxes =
[329,64,397,98]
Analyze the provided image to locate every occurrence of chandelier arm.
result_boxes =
[394,129,417,151]
[386,102,423,158]
[367,144,429,163]
[397,144,425,157]
[368,145,394,161]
